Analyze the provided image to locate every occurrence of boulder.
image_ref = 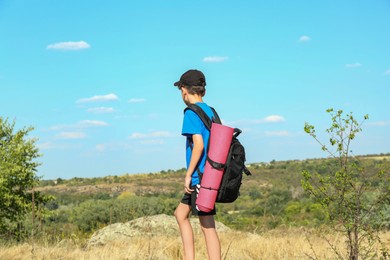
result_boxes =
[87,214,230,248]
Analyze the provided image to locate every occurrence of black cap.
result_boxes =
[174,69,206,87]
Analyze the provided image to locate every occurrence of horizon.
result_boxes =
[40,152,390,181]
[1,1,389,180]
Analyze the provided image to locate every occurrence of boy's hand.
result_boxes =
[184,176,194,193]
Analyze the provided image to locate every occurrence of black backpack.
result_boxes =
[184,104,252,203]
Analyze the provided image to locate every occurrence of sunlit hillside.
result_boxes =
[1,154,389,259]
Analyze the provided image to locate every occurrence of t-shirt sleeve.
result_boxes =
[182,110,202,136]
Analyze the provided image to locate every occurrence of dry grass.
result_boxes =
[1,228,389,260]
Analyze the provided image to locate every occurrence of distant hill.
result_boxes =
[35,153,390,233]
[37,153,390,196]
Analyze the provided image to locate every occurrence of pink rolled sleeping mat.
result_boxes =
[196,123,234,212]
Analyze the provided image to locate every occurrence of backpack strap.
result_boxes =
[184,104,221,130]
[243,165,252,176]
[184,103,221,179]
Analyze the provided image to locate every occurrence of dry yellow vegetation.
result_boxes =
[2,228,389,260]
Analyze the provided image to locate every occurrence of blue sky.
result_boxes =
[1,0,389,180]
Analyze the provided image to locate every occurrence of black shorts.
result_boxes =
[180,184,216,216]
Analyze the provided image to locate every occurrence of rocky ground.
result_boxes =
[87,214,231,248]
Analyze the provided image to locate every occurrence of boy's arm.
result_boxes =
[184,134,204,193]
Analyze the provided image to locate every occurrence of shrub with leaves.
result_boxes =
[0,117,52,240]
[301,109,390,259]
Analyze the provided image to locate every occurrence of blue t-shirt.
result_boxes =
[182,102,214,186]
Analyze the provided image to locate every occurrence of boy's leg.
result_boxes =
[174,202,194,260]
[199,215,221,260]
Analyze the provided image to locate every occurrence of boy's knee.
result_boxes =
[174,208,179,220]
[174,208,188,223]
[174,208,179,219]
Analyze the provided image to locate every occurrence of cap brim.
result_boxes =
[173,81,181,86]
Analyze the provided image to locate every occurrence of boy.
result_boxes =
[173,69,221,260]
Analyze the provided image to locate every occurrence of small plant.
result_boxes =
[301,109,390,259]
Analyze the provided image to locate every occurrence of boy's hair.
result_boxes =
[184,85,206,96]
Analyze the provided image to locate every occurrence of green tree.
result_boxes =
[302,109,390,259]
[0,117,47,239]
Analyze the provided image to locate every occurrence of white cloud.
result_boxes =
[94,142,131,153]
[129,131,175,139]
[346,62,362,68]
[384,69,390,75]
[37,142,56,150]
[37,142,74,150]
[128,98,146,103]
[49,125,67,131]
[265,131,291,137]
[77,120,108,128]
[369,121,390,126]
[50,120,108,131]
[225,115,286,126]
[260,115,286,123]
[95,144,106,152]
[140,140,165,145]
[46,41,90,50]
[56,131,86,139]
[298,35,311,42]
[77,93,118,103]
[87,107,116,114]
[203,56,229,63]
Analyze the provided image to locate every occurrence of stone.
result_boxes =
[87,214,230,248]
